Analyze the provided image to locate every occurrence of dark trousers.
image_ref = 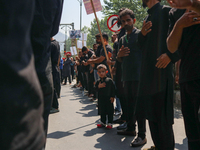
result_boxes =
[64,75,71,84]
[124,81,146,138]
[118,96,127,121]
[148,120,174,150]
[88,71,95,95]
[180,79,200,150]
[101,114,113,124]
[60,69,63,83]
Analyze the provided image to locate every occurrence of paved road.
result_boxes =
[46,81,188,150]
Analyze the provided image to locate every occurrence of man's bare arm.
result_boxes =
[167,11,200,53]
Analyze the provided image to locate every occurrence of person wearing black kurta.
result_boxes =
[137,1,180,149]
[0,1,45,149]
[63,55,72,85]
[95,77,115,125]
[31,0,63,142]
[50,38,61,111]
[167,8,200,150]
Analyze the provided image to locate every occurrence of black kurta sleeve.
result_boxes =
[110,80,115,98]
[95,80,99,92]
[166,50,180,63]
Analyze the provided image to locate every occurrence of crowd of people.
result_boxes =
[1,0,200,150]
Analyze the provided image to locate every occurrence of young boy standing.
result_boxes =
[95,64,115,129]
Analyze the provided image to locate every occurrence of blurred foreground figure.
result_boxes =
[0,1,45,149]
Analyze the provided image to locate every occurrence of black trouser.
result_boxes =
[81,72,87,90]
[52,67,60,108]
[101,114,113,124]
[64,75,71,84]
[60,69,63,83]
[117,96,126,121]
[148,120,174,150]
[37,58,54,137]
[180,79,200,150]
[71,68,74,81]
[124,81,146,138]
[88,71,95,95]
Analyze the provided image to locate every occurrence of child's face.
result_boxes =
[97,68,107,78]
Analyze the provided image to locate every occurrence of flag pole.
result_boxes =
[90,0,113,79]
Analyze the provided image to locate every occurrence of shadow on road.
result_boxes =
[175,138,188,150]
[84,127,145,150]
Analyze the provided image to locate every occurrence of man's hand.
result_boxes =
[176,11,200,29]
[156,53,171,69]
[90,69,93,74]
[98,82,106,88]
[117,45,130,58]
[141,20,152,36]
[110,97,115,103]
[111,66,116,75]
[83,61,88,66]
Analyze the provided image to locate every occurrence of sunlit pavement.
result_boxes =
[46,81,187,150]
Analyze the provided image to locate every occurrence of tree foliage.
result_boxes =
[85,17,113,48]
[85,0,169,48]
[103,0,169,29]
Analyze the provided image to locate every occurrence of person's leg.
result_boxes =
[68,75,71,84]
[108,114,114,124]
[148,121,161,149]
[0,2,45,146]
[51,89,59,109]
[180,80,200,149]
[115,96,121,113]
[100,114,106,124]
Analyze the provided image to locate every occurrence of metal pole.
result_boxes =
[80,0,82,31]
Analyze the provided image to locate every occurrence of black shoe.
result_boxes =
[117,129,136,136]
[130,137,147,147]
[117,122,127,130]
[113,118,124,124]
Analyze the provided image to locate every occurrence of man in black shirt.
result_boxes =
[116,9,146,147]
[167,8,200,150]
[137,0,180,149]
[31,0,63,142]
[50,38,60,113]
[87,33,113,77]
[0,1,45,149]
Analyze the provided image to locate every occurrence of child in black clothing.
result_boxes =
[95,64,115,129]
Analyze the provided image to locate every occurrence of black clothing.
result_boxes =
[169,9,200,83]
[94,45,102,69]
[50,40,60,109]
[95,77,115,116]
[118,27,126,41]
[180,80,200,149]
[63,58,72,77]
[169,9,200,149]
[31,0,63,140]
[119,29,142,82]
[0,1,45,149]
[148,120,175,150]
[137,3,180,124]
[100,44,113,69]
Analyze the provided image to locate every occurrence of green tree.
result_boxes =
[103,0,169,29]
[86,18,113,48]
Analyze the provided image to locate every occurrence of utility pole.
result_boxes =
[77,0,82,31]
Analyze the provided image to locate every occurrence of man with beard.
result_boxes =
[137,0,180,149]
[116,9,147,147]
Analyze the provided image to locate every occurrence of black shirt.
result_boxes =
[100,44,113,70]
[94,44,102,69]
[169,9,200,83]
[138,3,180,95]
[119,28,142,81]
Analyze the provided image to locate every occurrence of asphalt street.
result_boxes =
[46,81,188,150]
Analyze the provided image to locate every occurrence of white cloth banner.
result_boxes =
[77,40,87,49]
[70,46,77,55]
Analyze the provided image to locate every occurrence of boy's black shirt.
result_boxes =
[95,77,115,98]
